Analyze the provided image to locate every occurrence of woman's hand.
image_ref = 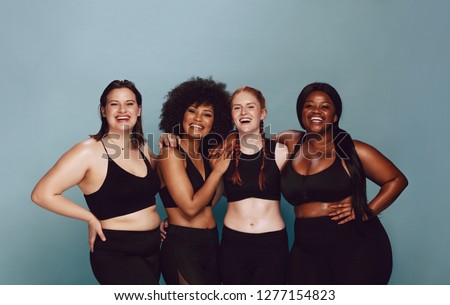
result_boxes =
[160,218,169,241]
[329,197,355,225]
[211,152,231,175]
[158,133,179,149]
[88,218,105,253]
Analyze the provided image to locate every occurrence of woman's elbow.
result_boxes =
[31,186,48,207]
[401,174,409,190]
[31,188,43,206]
[179,205,201,219]
[183,209,199,219]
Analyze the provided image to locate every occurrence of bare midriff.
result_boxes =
[224,198,285,233]
[101,206,161,231]
[294,196,352,218]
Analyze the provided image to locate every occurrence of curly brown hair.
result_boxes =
[159,76,232,140]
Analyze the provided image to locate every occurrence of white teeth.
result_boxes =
[311,116,323,122]
[240,118,251,123]
[190,124,203,130]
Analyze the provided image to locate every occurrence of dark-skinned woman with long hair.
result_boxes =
[278,82,408,284]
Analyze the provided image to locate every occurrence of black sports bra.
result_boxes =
[159,146,213,208]
[223,138,281,202]
[280,140,352,206]
[84,141,160,220]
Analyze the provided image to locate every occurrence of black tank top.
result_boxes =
[223,138,281,202]
[84,141,160,220]
[159,146,213,208]
[280,140,352,206]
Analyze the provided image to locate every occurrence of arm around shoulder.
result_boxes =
[274,142,289,169]
[272,130,303,153]
[143,143,157,168]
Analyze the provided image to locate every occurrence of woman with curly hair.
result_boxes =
[213,86,290,284]
[157,76,232,285]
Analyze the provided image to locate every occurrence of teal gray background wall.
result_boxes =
[1,0,449,284]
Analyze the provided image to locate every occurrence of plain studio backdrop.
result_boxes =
[1,0,449,284]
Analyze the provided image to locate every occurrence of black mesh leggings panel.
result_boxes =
[160,225,220,285]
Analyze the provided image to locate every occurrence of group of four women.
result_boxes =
[31,77,408,285]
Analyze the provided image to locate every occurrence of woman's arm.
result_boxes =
[157,147,229,219]
[354,140,408,215]
[143,143,158,169]
[271,129,303,154]
[31,140,106,251]
[31,141,98,221]
[211,178,224,207]
[209,154,230,206]
[274,142,289,170]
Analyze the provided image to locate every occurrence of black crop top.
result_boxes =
[84,142,160,220]
[223,138,281,202]
[159,146,213,208]
[280,141,352,206]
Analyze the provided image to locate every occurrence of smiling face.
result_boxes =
[301,90,337,134]
[231,91,267,135]
[181,103,214,139]
[101,88,141,134]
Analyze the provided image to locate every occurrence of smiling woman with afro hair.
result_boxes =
[159,76,232,143]
[157,76,232,285]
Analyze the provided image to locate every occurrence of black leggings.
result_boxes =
[160,225,220,285]
[219,226,289,285]
[90,228,161,285]
[287,216,392,285]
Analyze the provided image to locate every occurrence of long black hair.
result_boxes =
[296,82,373,222]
